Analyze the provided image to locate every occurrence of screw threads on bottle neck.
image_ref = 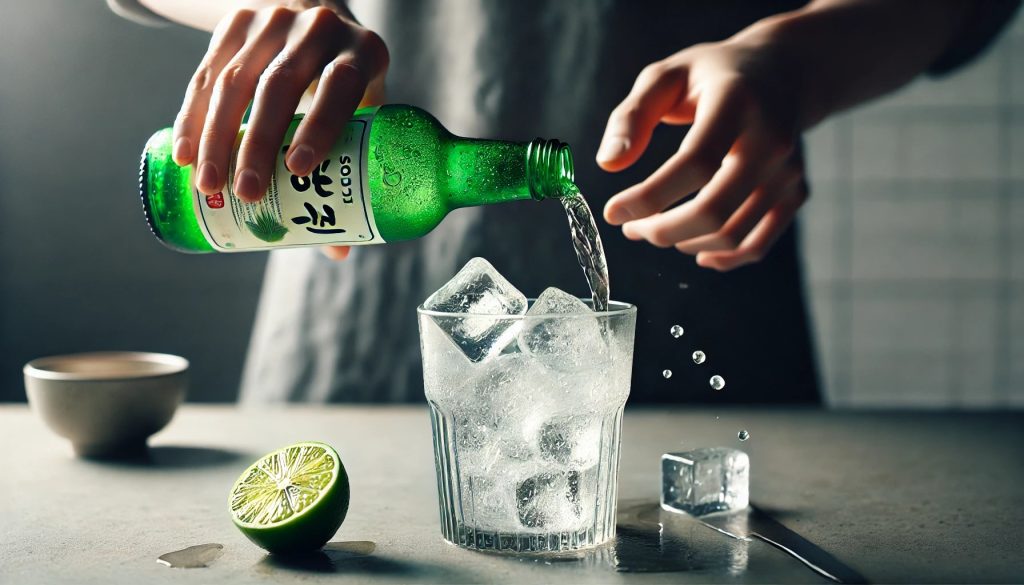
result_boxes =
[526,138,574,200]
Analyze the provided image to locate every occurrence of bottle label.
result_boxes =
[193,110,381,251]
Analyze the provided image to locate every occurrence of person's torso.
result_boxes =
[241,0,819,404]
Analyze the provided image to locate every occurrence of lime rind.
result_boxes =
[228,442,340,529]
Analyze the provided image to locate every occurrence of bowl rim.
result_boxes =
[24,351,189,382]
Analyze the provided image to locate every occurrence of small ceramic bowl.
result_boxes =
[24,352,188,458]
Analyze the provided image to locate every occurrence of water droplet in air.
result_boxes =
[670,325,684,338]
[738,429,749,441]
[678,283,689,289]
[662,369,673,379]
[692,350,706,364]
[710,375,725,390]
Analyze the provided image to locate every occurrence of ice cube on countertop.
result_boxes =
[661,448,749,516]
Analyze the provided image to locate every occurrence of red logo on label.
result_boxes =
[205,192,225,209]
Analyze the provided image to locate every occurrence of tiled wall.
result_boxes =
[801,11,1023,408]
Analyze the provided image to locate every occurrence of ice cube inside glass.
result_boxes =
[419,286,636,553]
[661,448,750,516]
[422,257,528,362]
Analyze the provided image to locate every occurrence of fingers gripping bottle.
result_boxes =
[140,104,574,253]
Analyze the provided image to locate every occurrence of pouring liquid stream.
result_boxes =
[560,184,610,311]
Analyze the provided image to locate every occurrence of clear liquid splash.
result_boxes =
[560,185,610,312]
[157,543,224,568]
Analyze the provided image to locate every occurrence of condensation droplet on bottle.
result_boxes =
[710,375,725,390]
[662,369,673,379]
[692,350,706,364]
[670,325,684,338]
[738,429,749,441]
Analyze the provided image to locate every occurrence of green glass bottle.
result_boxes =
[140,104,574,253]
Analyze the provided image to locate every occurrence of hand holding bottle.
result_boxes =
[170,4,389,208]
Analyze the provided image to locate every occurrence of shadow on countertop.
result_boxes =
[79,444,248,469]
[256,541,475,581]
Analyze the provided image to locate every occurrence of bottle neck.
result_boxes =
[526,138,574,200]
[445,137,574,209]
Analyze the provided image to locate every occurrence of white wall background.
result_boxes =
[801,10,1024,408]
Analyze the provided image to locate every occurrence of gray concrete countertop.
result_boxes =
[1,405,1021,584]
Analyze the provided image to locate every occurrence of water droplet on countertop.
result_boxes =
[157,544,224,568]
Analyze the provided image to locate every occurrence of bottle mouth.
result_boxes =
[526,138,574,200]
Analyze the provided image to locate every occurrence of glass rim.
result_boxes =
[417,299,636,319]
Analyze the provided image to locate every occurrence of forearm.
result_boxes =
[138,0,352,31]
[736,0,971,128]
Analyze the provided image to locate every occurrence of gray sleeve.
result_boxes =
[928,0,1020,76]
[106,0,171,27]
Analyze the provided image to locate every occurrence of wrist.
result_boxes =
[732,0,974,128]
[727,12,832,130]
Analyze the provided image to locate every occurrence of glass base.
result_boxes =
[429,402,624,554]
[448,524,608,553]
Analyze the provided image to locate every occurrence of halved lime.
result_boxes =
[228,442,349,554]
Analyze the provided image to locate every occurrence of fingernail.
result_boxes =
[322,246,351,261]
[605,203,635,225]
[596,137,629,163]
[286,145,315,175]
[621,222,642,241]
[696,254,726,271]
[196,161,219,193]
[173,137,192,164]
[234,168,261,200]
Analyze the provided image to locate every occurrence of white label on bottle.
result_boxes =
[193,110,381,251]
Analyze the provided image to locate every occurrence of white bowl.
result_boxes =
[24,352,188,458]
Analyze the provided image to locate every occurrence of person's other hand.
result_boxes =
[173,5,388,205]
[599,32,809,272]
